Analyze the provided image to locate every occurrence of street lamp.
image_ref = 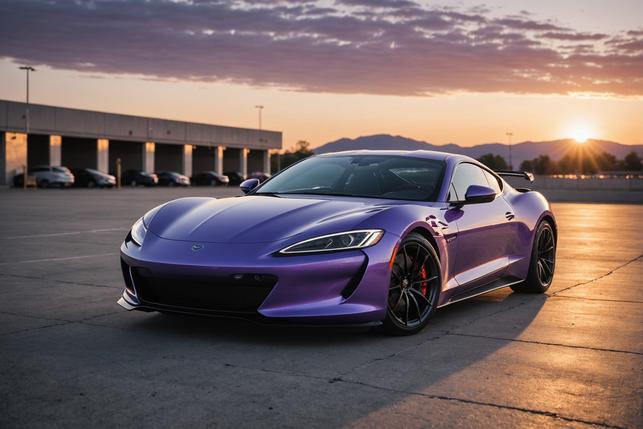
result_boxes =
[505,131,513,170]
[19,66,36,135]
[255,105,264,130]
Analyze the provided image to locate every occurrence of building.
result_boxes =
[0,99,282,185]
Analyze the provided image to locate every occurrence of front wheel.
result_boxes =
[383,233,441,335]
[511,221,556,293]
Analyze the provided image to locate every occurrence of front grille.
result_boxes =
[131,268,277,313]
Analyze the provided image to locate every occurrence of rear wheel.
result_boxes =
[511,221,556,293]
[383,233,441,335]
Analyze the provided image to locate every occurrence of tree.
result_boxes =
[476,153,508,170]
[596,151,617,171]
[271,140,314,172]
[520,159,533,173]
[521,155,555,175]
[623,151,642,171]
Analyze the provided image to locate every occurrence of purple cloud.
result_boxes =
[0,0,641,96]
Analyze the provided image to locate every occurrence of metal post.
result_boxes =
[505,131,513,170]
[255,105,264,130]
[23,164,27,190]
[19,66,35,135]
[116,158,122,189]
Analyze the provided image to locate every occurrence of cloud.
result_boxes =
[540,32,608,41]
[0,0,641,96]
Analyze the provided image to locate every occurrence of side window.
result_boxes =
[447,183,459,202]
[483,170,502,194]
[450,163,490,201]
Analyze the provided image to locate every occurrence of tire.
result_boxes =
[382,232,441,335]
[209,179,216,186]
[511,221,556,293]
[130,180,137,187]
[88,180,96,188]
[39,179,49,189]
[168,181,175,187]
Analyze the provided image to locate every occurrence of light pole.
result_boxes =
[505,131,513,170]
[255,105,264,130]
[19,66,36,135]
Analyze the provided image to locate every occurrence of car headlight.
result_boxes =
[129,217,147,246]
[280,229,384,254]
[127,204,165,246]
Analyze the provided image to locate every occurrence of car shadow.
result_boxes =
[125,286,546,351]
[110,287,548,426]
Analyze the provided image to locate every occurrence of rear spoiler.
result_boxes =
[494,170,535,182]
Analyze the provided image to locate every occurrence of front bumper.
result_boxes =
[117,231,399,325]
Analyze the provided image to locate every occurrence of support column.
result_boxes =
[262,150,271,174]
[1,132,27,186]
[215,146,224,175]
[183,144,193,178]
[49,135,61,166]
[97,139,109,173]
[143,142,155,173]
[240,148,249,178]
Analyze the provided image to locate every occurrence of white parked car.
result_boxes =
[13,165,75,188]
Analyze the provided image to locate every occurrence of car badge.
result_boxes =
[191,243,204,252]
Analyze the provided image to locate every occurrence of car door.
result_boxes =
[446,162,514,290]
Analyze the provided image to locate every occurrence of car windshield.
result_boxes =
[256,155,446,201]
[53,167,70,173]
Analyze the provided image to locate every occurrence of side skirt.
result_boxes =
[437,276,523,308]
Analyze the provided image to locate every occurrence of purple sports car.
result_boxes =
[118,151,556,335]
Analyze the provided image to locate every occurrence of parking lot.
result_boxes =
[0,188,641,429]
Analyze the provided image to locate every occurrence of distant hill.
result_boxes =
[314,134,643,168]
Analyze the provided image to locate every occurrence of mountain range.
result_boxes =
[314,134,643,168]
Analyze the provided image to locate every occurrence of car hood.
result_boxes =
[147,195,395,243]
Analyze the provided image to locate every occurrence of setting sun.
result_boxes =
[569,123,594,144]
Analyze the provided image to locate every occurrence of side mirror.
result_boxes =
[240,178,260,194]
[464,185,496,204]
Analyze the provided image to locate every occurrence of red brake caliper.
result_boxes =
[420,265,428,296]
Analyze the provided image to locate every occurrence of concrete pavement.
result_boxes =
[0,188,641,428]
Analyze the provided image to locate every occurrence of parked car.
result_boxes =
[71,168,116,188]
[122,170,158,187]
[118,151,557,335]
[191,171,230,186]
[223,171,245,186]
[12,165,74,188]
[249,171,271,183]
[156,171,190,187]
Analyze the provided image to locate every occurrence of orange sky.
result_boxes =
[0,1,641,150]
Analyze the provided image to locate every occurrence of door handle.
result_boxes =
[505,211,515,221]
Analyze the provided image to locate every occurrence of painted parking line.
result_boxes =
[1,228,126,240]
[0,253,118,266]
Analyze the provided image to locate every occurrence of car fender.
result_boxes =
[356,203,452,292]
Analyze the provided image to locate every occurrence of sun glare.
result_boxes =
[569,123,593,144]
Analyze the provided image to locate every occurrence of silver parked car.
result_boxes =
[13,165,75,188]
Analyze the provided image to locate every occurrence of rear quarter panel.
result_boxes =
[502,187,556,279]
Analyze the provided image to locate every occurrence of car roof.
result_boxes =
[315,150,476,165]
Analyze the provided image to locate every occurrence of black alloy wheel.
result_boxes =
[383,232,441,335]
[512,221,556,293]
